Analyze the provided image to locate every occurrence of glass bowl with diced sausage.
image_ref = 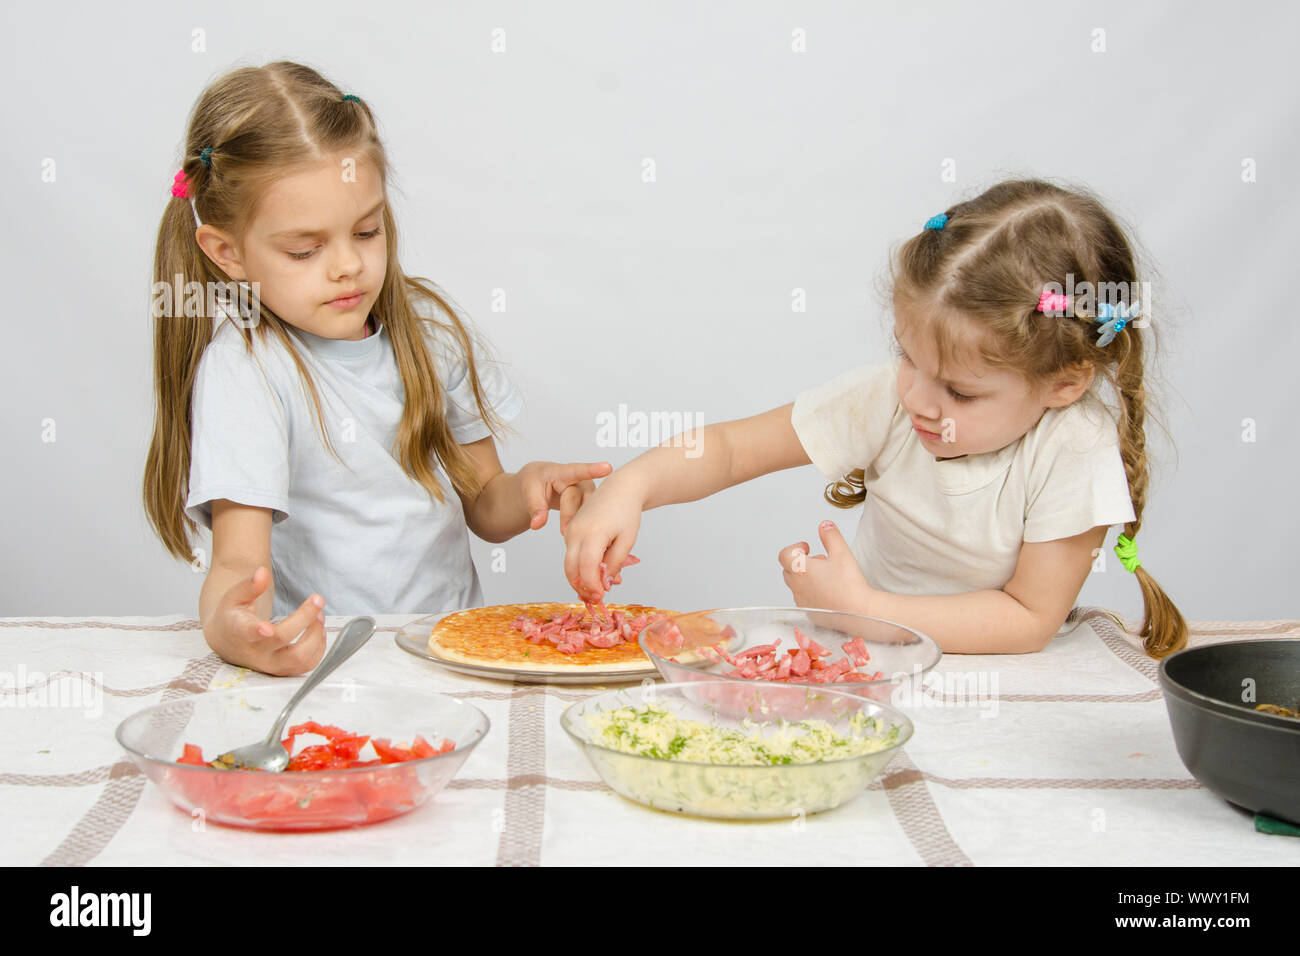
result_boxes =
[638,607,942,704]
[560,680,913,818]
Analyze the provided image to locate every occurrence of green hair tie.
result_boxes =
[1114,533,1141,573]
[342,93,361,103]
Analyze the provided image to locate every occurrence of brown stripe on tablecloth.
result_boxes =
[912,686,1162,704]
[0,764,127,787]
[39,652,224,867]
[870,749,973,866]
[0,670,210,699]
[0,619,206,631]
[454,772,1198,793]
[1007,690,1160,702]
[864,756,1201,865]
[1073,607,1160,684]
[1077,608,1299,654]
[448,776,610,792]
[1069,610,1300,638]
[494,681,548,867]
[452,685,608,703]
[1085,609,1299,677]
[1186,621,1300,635]
[915,774,1203,790]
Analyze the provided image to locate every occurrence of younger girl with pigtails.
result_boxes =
[564,179,1187,659]
[143,60,611,676]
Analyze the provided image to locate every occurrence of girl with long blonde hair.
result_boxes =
[144,61,608,675]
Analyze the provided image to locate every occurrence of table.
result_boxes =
[3,606,1297,866]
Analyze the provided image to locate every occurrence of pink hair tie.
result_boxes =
[1037,290,1071,314]
[170,169,190,199]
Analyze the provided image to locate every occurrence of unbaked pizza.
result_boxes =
[427,601,680,674]
[426,555,686,674]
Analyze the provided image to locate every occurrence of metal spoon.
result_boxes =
[209,616,377,771]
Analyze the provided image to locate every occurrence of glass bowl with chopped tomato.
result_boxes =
[639,607,941,704]
[116,682,489,831]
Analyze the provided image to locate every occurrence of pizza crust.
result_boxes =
[428,641,657,674]
[426,602,680,674]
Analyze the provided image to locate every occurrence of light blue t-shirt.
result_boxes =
[184,293,524,619]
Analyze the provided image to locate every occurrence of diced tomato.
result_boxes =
[287,744,336,772]
[371,738,416,763]
[287,720,351,741]
[331,734,370,761]
[181,725,455,774]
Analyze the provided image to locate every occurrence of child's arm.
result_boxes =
[563,402,812,598]
[455,436,613,543]
[199,499,328,675]
[781,522,1110,653]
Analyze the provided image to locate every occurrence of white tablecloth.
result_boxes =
[3,607,1297,865]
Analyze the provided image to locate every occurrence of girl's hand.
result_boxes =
[518,460,614,535]
[209,566,328,676]
[778,520,874,612]
[562,477,644,602]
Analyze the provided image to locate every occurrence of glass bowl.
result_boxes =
[639,606,942,702]
[561,680,913,819]
[116,682,489,831]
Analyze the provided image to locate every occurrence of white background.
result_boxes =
[2,0,1296,623]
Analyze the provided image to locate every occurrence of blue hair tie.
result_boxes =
[924,213,948,230]
[342,93,361,103]
[1094,300,1140,347]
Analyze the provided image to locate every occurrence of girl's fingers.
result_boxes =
[578,538,612,600]
[256,594,325,646]
[562,521,590,592]
[603,537,634,588]
[544,468,604,506]
[543,462,612,506]
[270,615,328,674]
[557,461,612,483]
[563,541,579,591]
[558,485,583,536]
[777,542,810,572]
[231,565,270,607]
[525,482,550,528]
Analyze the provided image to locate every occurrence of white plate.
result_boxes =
[396,611,660,685]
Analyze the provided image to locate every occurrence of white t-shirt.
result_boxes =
[185,293,524,619]
[790,357,1136,597]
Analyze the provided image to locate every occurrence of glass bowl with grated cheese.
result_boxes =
[560,680,912,819]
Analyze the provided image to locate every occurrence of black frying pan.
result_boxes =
[1159,639,1300,825]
